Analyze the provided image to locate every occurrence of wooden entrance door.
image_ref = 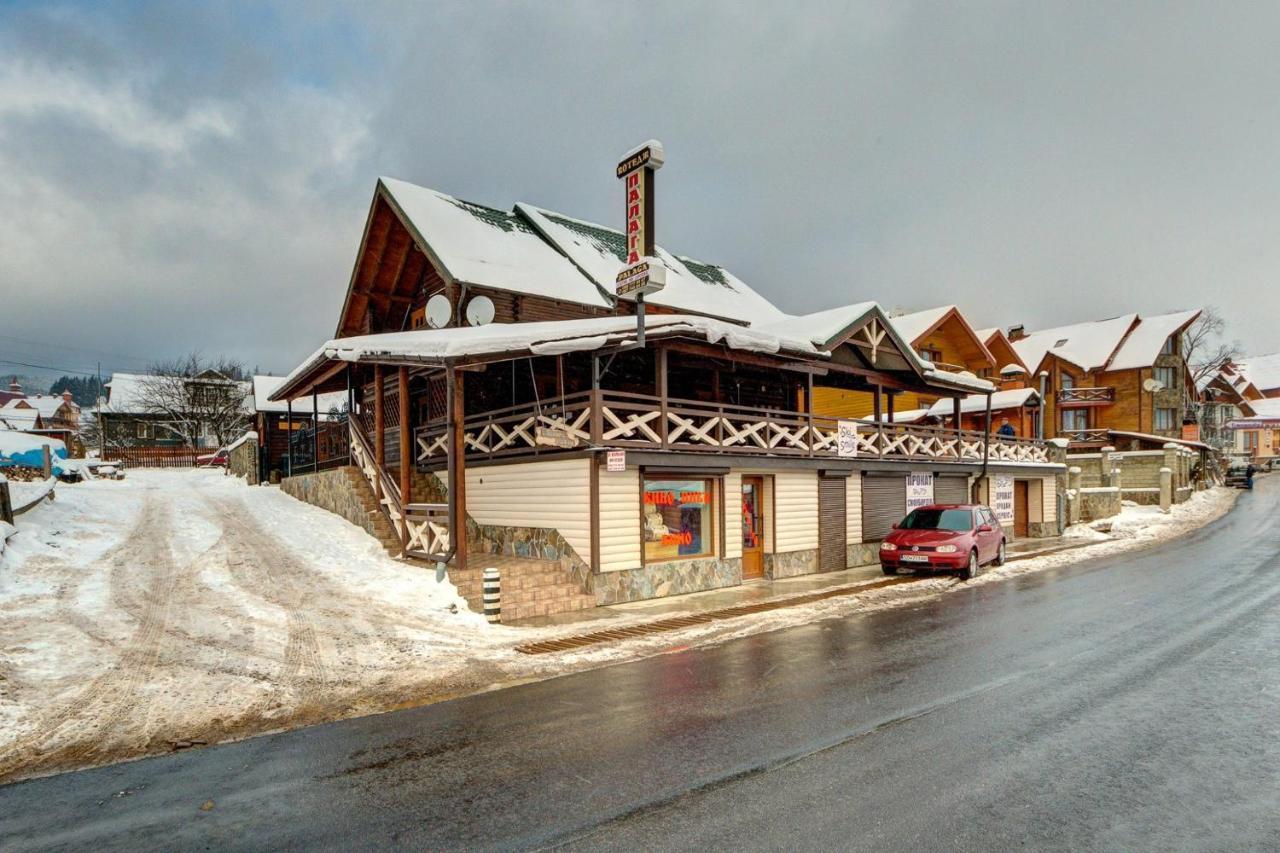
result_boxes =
[741,477,765,579]
[1013,480,1029,538]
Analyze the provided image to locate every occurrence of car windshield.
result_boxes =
[900,508,973,532]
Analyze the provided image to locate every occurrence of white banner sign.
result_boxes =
[837,420,859,458]
[906,472,934,513]
[993,475,1015,524]
[606,449,626,472]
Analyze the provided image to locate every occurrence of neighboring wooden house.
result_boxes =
[1,391,81,452]
[1235,352,1280,399]
[1203,359,1280,461]
[250,375,347,478]
[268,176,1063,620]
[1008,310,1202,448]
[99,371,251,449]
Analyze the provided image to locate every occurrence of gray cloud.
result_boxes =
[1,0,1274,384]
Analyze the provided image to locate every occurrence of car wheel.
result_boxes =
[960,549,978,581]
[882,564,898,576]
[994,540,1006,567]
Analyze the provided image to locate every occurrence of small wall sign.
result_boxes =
[993,474,1015,523]
[606,449,626,472]
[837,420,859,458]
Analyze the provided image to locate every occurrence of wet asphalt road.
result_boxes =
[3,479,1279,852]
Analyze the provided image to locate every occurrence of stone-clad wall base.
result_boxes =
[765,549,820,579]
[281,467,378,538]
[229,437,258,485]
[847,543,880,568]
[469,521,592,594]
[595,557,742,605]
[1121,490,1161,506]
[1081,490,1122,522]
[1027,521,1058,537]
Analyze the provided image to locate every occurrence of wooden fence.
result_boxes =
[103,446,204,468]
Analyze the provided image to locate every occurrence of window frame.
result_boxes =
[1061,408,1089,432]
[1154,407,1178,431]
[640,474,720,566]
[1154,365,1177,390]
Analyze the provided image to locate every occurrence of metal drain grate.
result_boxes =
[515,576,922,654]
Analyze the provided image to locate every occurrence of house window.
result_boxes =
[1062,409,1089,432]
[918,347,942,364]
[136,422,150,439]
[1154,408,1177,430]
[1060,374,1075,390]
[643,478,715,563]
[1161,336,1177,355]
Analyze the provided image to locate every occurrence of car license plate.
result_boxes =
[900,555,929,563]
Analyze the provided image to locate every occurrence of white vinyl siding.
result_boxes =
[1042,476,1057,523]
[773,471,818,553]
[1028,479,1045,524]
[724,472,742,560]
[846,475,862,543]
[598,467,641,572]
[466,458,591,565]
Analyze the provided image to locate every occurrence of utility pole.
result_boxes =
[97,361,105,459]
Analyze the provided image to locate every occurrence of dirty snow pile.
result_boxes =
[0,469,540,784]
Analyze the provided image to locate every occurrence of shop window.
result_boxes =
[643,478,715,563]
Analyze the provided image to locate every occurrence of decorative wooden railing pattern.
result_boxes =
[1057,387,1115,405]
[1060,428,1110,444]
[350,418,451,562]
[415,391,1052,465]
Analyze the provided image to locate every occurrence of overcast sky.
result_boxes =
[2,1,1276,385]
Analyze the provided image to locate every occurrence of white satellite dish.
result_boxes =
[425,294,452,329]
[1143,378,1165,393]
[465,295,496,327]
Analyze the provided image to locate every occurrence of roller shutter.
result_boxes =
[818,476,847,572]
[934,475,970,506]
[861,475,906,541]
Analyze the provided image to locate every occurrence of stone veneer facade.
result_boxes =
[765,548,819,579]
[280,466,380,539]
[593,556,742,605]
[228,435,259,485]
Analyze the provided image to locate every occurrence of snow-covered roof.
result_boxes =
[973,327,999,342]
[888,305,954,344]
[103,372,251,414]
[1011,314,1138,372]
[858,408,932,424]
[925,387,1039,418]
[251,376,346,414]
[0,408,39,430]
[380,178,610,310]
[3,395,74,419]
[515,203,786,325]
[1236,397,1280,420]
[274,315,828,401]
[1108,309,1201,371]
[1237,352,1280,392]
[752,302,878,347]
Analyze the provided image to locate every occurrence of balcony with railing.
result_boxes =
[1057,387,1115,406]
[413,390,1052,466]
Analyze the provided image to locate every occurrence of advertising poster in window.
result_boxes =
[643,479,713,562]
[993,475,1015,524]
[906,472,934,513]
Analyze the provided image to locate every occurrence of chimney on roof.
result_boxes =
[62,389,73,403]
[8,377,21,396]
[1007,324,1027,342]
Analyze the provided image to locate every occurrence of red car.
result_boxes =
[880,504,1006,580]
[197,448,229,467]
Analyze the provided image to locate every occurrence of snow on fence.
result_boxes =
[104,447,203,468]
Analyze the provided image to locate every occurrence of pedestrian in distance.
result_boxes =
[997,417,1016,437]
[1245,462,1258,490]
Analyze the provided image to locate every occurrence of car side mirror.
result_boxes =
[977,524,993,533]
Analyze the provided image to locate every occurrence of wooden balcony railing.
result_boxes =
[1060,428,1110,444]
[350,418,450,561]
[1057,387,1115,406]
[415,390,1052,466]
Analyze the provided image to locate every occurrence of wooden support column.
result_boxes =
[451,367,467,573]
[311,390,319,469]
[373,364,384,499]
[657,347,669,449]
[398,366,411,505]
[953,395,963,458]
[806,373,815,457]
[286,398,293,477]
[886,391,896,422]
[873,385,884,457]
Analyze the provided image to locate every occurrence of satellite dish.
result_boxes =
[1143,378,1164,393]
[465,295,496,327]
[425,294,452,329]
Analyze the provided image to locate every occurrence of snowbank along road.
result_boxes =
[0,469,1238,785]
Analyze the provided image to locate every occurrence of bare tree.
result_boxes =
[133,352,251,447]
[1182,306,1241,386]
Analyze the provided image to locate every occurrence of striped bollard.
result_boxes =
[482,568,501,624]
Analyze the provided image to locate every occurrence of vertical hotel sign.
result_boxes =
[615,140,666,300]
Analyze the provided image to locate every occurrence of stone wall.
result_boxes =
[847,542,880,568]
[281,466,380,539]
[765,548,820,579]
[1079,486,1121,521]
[594,556,742,605]
[229,435,258,485]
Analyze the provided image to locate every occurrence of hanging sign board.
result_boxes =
[837,420,859,458]
[992,474,1015,524]
[615,259,667,300]
[606,449,626,472]
[906,472,934,513]
[535,426,579,449]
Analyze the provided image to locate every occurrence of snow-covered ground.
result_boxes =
[0,471,1237,783]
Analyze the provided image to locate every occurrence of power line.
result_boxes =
[0,357,103,379]
[0,331,153,367]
